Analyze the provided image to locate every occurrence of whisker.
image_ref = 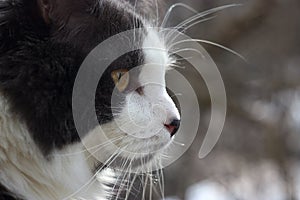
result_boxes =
[160,153,171,159]
[142,171,148,200]
[155,0,159,26]
[178,15,216,33]
[173,56,194,62]
[109,171,123,198]
[62,148,123,200]
[133,0,138,43]
[115,157,135,200]
[118,120,136,129]
[111,162,128,199]
[171,39,247,62]
[170,47,206,58]
[163,4,242,45]
[169,93,183,98]
[172,4,241,31]
[123,165,132,200]
[152,159,163,199]
[149,171,153,200]
[159,160,165,199]
[86,136,128,161]
[53,136,125,157]
[161,3,198,28]
[169,63,186,69]
[166,15,217,47]
[107,145,131,199]
[172,140,185,147]
[125,171,139,200]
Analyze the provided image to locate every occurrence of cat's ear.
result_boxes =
[37,0,53,24]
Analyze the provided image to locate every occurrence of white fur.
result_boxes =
[0,96,105,200]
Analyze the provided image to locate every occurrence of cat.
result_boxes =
[0,0,181,199]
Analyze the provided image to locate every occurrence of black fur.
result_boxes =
[0,184,23,200]
[0,0,148,155]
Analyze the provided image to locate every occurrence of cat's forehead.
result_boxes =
[143,29,169,67]
[139,29,170,85]
[105,28,170,97]
[109,29,170,80]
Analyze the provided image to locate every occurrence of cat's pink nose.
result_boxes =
[164,119,180,137]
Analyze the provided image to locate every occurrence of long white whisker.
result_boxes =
[166,15,217,47]
[110,170,124,199]
[152,159,163,199]
[62,148,123,200]
[174,56,194,62]
[142,172,148,200]
[114,151,136,199]
[125,171,139,200]
[108,144,131,199]
[155,0,159,26]
[53,136,125,157]
[173,4,241,31]
[171,39,247,62]
[170,47,206,58]
[160,153,171,159]
[161,3,198,28]
[133,0,138,43]
[112,159,130,200]
[86,135,128,161]
[172,140,186,147]
[123,164,132,200]
[163,4,242,45]
[140,156,148,200]
[178,15,216,33]
[149,168,153,200]
[169,63,186,69]
[159,159,165,199]
[169,93,183,98]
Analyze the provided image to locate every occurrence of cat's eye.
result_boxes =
[111,69,129,92]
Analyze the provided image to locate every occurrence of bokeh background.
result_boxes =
[161,0,300,199]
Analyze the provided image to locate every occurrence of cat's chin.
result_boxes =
[93,151,164,174]
[82,123,173,174]
[87,142,170,172]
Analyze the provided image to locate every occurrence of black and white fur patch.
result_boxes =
[0,0,180,199]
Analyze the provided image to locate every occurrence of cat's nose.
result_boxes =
[164,119,180,137]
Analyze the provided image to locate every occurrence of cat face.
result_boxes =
[0,0,180,171]
[83,29,181,170]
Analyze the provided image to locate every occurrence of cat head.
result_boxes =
[0,0,180,171]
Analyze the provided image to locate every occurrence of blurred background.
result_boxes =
[160,0,300,199]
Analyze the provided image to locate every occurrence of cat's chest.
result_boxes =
[0,103,105,199]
